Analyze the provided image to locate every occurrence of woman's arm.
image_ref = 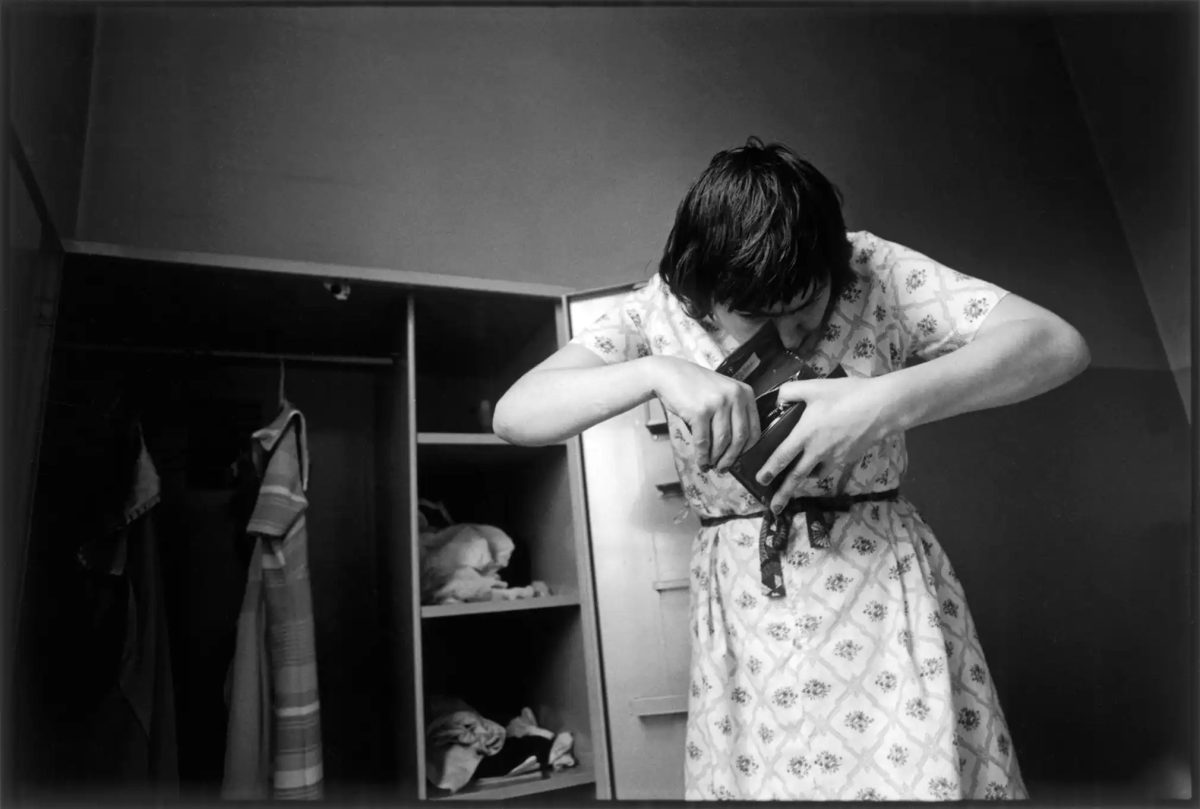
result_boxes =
[493,344,762,470]
[492,345,659,446]
[874,293,1090,431]
[759,293,1089,512]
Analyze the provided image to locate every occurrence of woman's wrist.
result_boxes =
[872,368,924,435]
[634,354,671,400]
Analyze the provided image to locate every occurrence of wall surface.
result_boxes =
[5,5,95,238]
[1055,8,1195,417]
[65,4,1194,797]
[77,7,1166,371]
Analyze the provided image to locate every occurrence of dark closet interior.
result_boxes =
[11,249,609,804]
[13,254,412,803]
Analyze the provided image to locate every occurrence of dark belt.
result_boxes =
[699,489,901,599]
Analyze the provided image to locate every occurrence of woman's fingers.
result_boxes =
[767,445,822,513]
[709,402,734,471]
[775,378,819,404]
[742,392,762,454]
[766,431,845,512]
[757,413,808,485]
[713,384,756,470]
[657,363,766,473]
[785,436,825,481]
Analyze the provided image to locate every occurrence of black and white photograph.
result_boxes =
[2,1,1195,805]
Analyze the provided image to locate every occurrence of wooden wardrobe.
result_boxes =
[10,241,611,804]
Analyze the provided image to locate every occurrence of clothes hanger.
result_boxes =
[278,357,290,411]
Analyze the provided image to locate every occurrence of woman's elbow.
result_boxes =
[492,388,552,446]
[1055,320,1091,381]
[491,392,527,445]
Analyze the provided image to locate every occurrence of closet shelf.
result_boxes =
[434,763,595,801]
[418,432,510,446]
[421,593,580,619]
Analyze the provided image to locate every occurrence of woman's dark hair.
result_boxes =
[659,137,853,321]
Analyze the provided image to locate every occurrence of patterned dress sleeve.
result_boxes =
[568,290,653,364]
[872,234,1009,363]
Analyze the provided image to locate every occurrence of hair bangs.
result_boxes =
[659,137,853,321]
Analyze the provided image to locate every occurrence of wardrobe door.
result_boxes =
[566,287,694,800]
[4,138,63,631]
[4,137,64,802]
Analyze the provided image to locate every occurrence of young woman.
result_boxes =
[493,137,1089,800]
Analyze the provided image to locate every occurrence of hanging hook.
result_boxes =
[278,357,289,410]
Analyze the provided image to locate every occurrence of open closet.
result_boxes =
[11,244,611,803]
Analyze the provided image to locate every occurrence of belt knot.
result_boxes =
[700,489,900,599]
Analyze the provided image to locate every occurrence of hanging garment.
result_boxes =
[222,406,324,800]
[79,419,180,794]
[22,413,179,796]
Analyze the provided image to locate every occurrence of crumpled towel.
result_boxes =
[425,704,506,792]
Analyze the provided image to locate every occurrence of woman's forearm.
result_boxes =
[877,316,1090,434]
[493,356,660,446]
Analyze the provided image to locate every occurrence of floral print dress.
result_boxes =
[570,231,1028,801]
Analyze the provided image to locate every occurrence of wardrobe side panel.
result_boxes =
[559,301,615,800]
[405,296,430,800]
[375,312,418,799]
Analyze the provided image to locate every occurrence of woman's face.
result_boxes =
[711,279,831,352]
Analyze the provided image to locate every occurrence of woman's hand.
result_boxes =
[757,374,894,513]
[647,356,761,472]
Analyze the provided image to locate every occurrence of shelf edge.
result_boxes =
[433,767,595,801]
[420,594,580,619]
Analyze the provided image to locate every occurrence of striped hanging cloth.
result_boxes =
[223,406,324,799]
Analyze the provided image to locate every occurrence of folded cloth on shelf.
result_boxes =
[507,707,577,771]
[419,521,553,604]
[425,700,506,793]
[473,735,553,779]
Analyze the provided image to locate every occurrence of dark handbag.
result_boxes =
[714,324,846,504]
